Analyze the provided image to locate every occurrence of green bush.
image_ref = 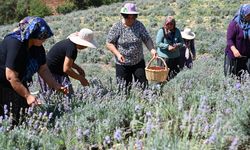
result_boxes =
[0,0,51,25]
[28,0,52,17]
[56,1,77,14]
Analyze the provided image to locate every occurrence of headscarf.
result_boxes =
[163,16,176,44]
[164,16,176,31]
[7,16,53,42]
[233,4,250,40]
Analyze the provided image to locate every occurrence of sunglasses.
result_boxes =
[165,22,174,26]
[122,14,138,19]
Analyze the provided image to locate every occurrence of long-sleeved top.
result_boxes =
[225,20,250,59]
[106,20,154,66]
[156,27,184,59]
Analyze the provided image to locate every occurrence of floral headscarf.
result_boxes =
[233,4,250,40]
[7,16,53,42]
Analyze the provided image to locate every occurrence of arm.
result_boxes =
[156,29,172,50]
[140,24,157,57]
[72,63,85,77]
[5,67,39,106]
[175,29,184,47]
[38,64,65,91]
[63,56,89,86]
[227,21,241,57]
[106,22,125,63]
[106,42,125,63]
[190,39,196,59]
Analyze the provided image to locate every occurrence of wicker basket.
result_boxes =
[145,57,169,82]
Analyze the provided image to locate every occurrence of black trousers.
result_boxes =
[158,57,180,80]
[224,54,250,78]
[0,85,29,126]
[116,59,148,93]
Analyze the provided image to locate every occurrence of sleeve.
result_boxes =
[190,39,196,57]
[39,46,46,65]
[65,44,77,60]
[176,29,184,47]
[5,38,26,72]
[106,22,120,45]
[226,21,236,48]
[156,28,169,50]
[140,22,154,50]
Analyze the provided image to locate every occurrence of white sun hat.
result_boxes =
[181,28,196,40]
[68,28,97,48]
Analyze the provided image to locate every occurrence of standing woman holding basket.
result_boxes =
[106,2,157,93]
[156,16,184,80]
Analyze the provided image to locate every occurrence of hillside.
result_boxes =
[0,0,250,149]
[42,0,65,15]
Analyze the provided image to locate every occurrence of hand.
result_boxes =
[232,49,242,58]
[174,43,182,47]
[60,86,69,94]
[55,84,69,94]
[168,45,176,51]
[150,49,157,58]
[26,94,41,106]
[79,76,89,86]
[117,54,125,63]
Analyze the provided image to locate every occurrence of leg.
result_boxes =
[133,60,148,90]
[116,64,132,94]
[0,85,29,127]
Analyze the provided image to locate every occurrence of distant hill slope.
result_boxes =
[0,0,248,63]
[42,0,65,15]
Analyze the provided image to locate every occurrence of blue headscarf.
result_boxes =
[233,4,250,40]
[7,16,53,42]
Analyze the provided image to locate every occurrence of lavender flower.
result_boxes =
[48,113,53,120]
[178,96,184,111]
[114,129,122,141]
[135,139,143,150]
[235,82,241,90]
[135,105,142,113]
[146,121,153,135]
[204,133,216,144]
[229,137,239,150]
[146,111,152,119]
[4,105,8,115]
[83,129,90,137]
[104,136,111,145]
[76,128,83,140]
[27,107,33,116]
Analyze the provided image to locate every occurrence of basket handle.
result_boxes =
[146,56,168,69]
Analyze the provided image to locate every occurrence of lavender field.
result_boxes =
[0,0,250,149]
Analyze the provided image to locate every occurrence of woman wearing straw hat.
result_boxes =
[106,2,157,94]
[180,27,196,69]
[0,16,67,126]
[156,16,184,80]
[224,4,250,78]
[39,28,97,96]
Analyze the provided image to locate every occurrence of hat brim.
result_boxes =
[181,32,195,40]
[120,12,139,14]
[68,34,97,48]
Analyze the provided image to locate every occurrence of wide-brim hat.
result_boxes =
[181,28,195,40]
[120,3,139,14]
[68,28,97,48]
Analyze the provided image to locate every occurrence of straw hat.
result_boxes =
[181,28,196,40]
[68,28,97,48]
[120,3,139,14]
